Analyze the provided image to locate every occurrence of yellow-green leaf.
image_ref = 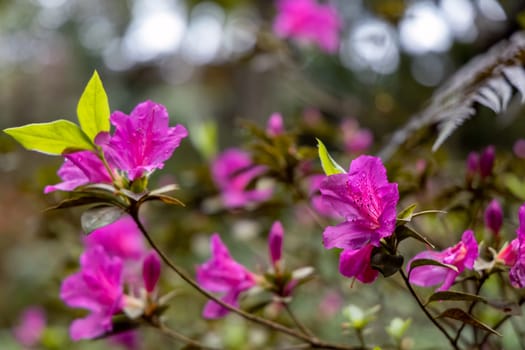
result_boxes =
[4,120,94,155]
[316,138,345,175]
[77,70,110,141]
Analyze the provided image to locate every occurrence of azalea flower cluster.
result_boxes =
[45,101,188,193]
[60,217,162,340]
[196,221,311,318]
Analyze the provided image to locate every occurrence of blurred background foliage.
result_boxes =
[2,0,525,349]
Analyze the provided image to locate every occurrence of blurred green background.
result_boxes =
[2,0,525,349]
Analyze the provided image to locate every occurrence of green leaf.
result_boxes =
[81,206,125,234]
[4,120,94,155]
[396,203,417,224]
[426,291,487,305]
[408,258,458,279]
[396,225,435,248]
[77,70,110,141]
[437,308,501,336]
[316,138,345,175]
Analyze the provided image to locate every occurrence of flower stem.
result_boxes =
[129,206,358,350]
[283,302,316,338]
[399,269,458,349]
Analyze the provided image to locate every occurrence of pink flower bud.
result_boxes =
[479,145,495,178]
[268,221,284,266]
[142,252,161,293]
[484,199,503,235]
[266,113,284,136]
[514,139,525,159]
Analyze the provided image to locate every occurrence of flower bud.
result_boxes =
[484,199,503,235]
[513,139,525,159]
[479,145,495,178]
[266,113,284,136]
[142,252,161,293]
[268,221,284,266]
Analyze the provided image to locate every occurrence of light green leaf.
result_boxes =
[77,70,110,141]
[4,120,94,155]
[316,138,346,175]
[396,203,417,223]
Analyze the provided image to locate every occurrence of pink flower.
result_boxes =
[308,174,338,218]
[504,204,525,288]
[320,155,399,251]
[46,100,188,192]
[211,148,272,209]
[97,100,188,181]
[44,151,112,193]
[466,151,479,178]
[484,199,503,235]
[196,234,256,319]
[341,119,373,154]
[60,246,124,340]
[266,112,285,136]
[273,0,341,53]
[268,221,284,266]
[409,230,479,291]
[13,307,46,347]
[339,244,379,283]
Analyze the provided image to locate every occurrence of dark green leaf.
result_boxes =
[437,308,501,336]
[81,206,125,234]
[142,194,186,206]
[396,225,435,248]
[370,249,404,277]
[4,120,94,155]
[426,291,487,305]
[408,259,458,279]
[45,197,114,211]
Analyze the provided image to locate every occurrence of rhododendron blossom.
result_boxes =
[266,112,285,136]
[61,217,162,340]
[320,155,398,283]
[212,148,272,208]
[46,100,187,193]
[13,307,46,347]
[273,0,341,53]
[96,100,188,181]
[60,246,124,340]
[409,230,478,291]
[498,203,525,288]
[320,155,399,251]
[196,234,257,319]
[484,199,503,235]
[44,151,112,193]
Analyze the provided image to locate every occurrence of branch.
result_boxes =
[399,269,458,349]
[129,205,359,350]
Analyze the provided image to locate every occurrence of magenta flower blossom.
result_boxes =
[196,234,256,319]
[339,244,378,283]
[268,221,284,266]
[341,119,373,154]
[273,0,341,53]
[60,246,124,340]
[266,112,285,136]
[466,151,479,178]
[96,100,188,181]
[505,204,525,288]
[308,174,338,219]
[142,252,162,293]
[44,151,112,193]
[320,155,399,251]
[84,216,147,261]
[13,307,46,347]
[409,230,479,291]
[485,199,503,235]
[212,148,272,209]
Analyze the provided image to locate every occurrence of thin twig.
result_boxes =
[283,302,315,338]
[129,205,357,350]
[399,269,458,349]
[149,319,221,350]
